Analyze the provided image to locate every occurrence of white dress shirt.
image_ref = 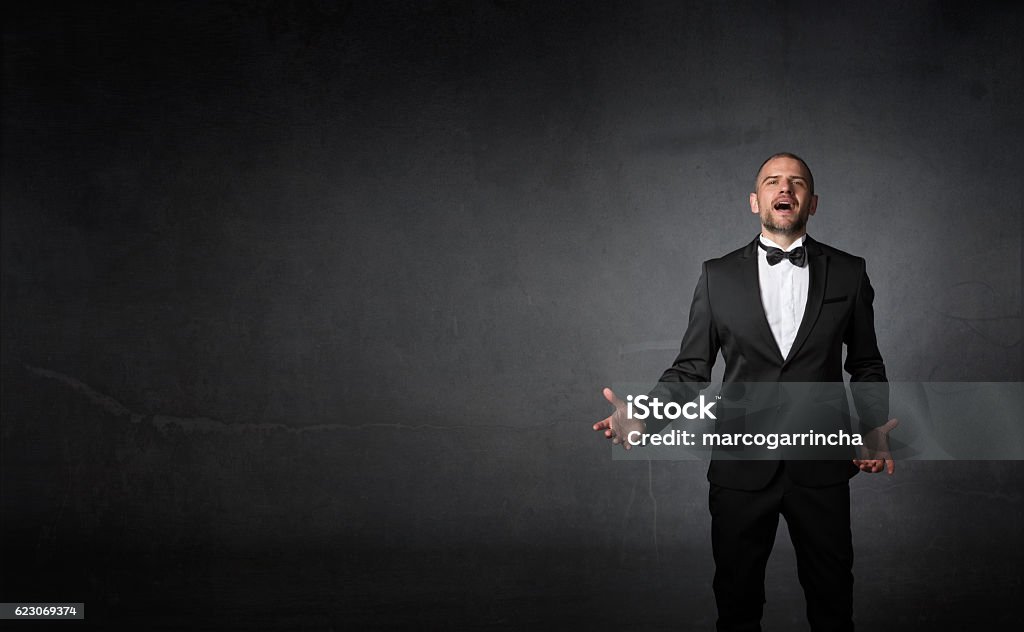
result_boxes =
[757,234,809,359]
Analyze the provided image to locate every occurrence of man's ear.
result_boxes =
[749,192,759,214]
[809,194,818,216]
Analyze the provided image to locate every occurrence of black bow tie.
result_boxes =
[758,240,807,267]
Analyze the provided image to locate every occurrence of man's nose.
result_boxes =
[779,180,792,193]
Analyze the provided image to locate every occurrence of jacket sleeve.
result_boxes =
[843,258,890,431]
[645,261,721,435]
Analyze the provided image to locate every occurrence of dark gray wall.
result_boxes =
[2,1,1021,629]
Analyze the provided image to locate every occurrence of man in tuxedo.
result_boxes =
[593,153,896,632]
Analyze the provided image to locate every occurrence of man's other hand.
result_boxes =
[592,387,645,451]
[853,418,899,475]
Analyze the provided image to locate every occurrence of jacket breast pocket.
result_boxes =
[821,295,850,327]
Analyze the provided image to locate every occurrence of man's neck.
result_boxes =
[761,229,806,250]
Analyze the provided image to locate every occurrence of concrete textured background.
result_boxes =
[2,1,1021,629]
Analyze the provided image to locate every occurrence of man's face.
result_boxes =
[749,157,817,236]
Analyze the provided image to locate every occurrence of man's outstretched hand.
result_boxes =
[853,418,899,475]
[593,387,646,451]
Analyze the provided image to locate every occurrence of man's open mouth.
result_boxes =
[773,200,794,211]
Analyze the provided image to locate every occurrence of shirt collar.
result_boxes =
[759,233,807,253]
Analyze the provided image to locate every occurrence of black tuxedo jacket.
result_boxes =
[648,235,888,490]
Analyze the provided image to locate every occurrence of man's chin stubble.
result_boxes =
[762,215,807,236]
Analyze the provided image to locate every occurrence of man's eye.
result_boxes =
[767,179,777,184]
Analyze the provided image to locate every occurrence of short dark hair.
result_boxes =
[755,152,814,194]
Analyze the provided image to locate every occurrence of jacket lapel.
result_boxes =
[783,236,827,364]
[740,237,786,363]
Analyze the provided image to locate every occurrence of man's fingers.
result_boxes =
[603,387,626,409]
[854,459,884,472]
[594,388,642,452]
[853,457,894,474]
[880,418,899,433]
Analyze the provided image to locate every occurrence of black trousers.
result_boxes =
[709,462,854,632]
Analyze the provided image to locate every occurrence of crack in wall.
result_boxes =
[24,365,549,434]
[619,340,681,356]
